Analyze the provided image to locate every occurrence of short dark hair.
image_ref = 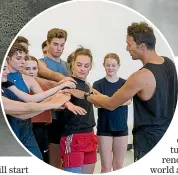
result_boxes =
[127,22,156,50]
[8,43,28,57]
[42,40,47,49]
[47,28,67,43]
[15,36,29,45]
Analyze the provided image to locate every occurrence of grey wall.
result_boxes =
[112,0,178,56]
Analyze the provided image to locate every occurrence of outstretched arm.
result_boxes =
[2,96,49,115]
[8,80,75,103]
[2,93,70,116]
[68,69,153,110]
[87,69,151,110]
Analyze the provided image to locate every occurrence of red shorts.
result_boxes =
[60,131,98,168]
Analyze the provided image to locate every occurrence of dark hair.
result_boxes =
[67,52,75,72]
[127,22,156,50]
[47,28,67,43]
[15,36,29,45]
[104,53,120,65]
[42,40,47,49]
[8,43,28,57]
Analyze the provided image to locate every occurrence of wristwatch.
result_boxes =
[84,91,94,100]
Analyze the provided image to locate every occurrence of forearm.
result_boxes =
[2,97,53,115]
[46,71,65,82]
[26,85,63,102]
[35,77,58,89]
[64,101,72,107]
[87,95,116,110]
[88,93,130,110]
[13,111,44,120]
[88,86,133,110]
[4,102,48,115]
[9,84,63,103]
[38,60,65,81]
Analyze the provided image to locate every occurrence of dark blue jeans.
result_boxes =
[7,116,42,160]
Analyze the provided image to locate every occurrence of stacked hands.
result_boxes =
[44,77,87,115]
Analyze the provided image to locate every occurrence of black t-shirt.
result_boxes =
[133,57,178,152]
[61,77,96,136]
[2,81,21,102]
[93,77,128,132]
[2,81,14,89]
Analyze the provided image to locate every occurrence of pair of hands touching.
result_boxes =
[47,77,87,115]
[57,77,77,89]
[48,90,87,115]
[52,77,101,115]
[58,77,101,100]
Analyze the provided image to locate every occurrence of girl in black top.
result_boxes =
[93,53,131,172]
[60,48,97,174]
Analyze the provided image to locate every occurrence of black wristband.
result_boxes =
[84,92,90,100]
[84,91,93,100]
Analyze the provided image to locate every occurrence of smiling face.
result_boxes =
[22,60,38,78]
[72,55,92,81]
[104,57,119,77]
[7,51,26,72]
[2,61,10,82]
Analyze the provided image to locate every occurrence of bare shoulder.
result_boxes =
[129,68,154,82]
[126,68,155,90]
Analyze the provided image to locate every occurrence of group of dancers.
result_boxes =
[1,21,177,174]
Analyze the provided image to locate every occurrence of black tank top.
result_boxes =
[133,57,178,152]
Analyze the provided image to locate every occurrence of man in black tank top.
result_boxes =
[68,22,178,161]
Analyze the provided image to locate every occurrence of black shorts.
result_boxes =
[97,130,128,137]
[47,119,65,144]
[32,123,49,163]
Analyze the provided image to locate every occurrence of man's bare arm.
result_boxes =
[68,69,153,110]
[87,69,151,110]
